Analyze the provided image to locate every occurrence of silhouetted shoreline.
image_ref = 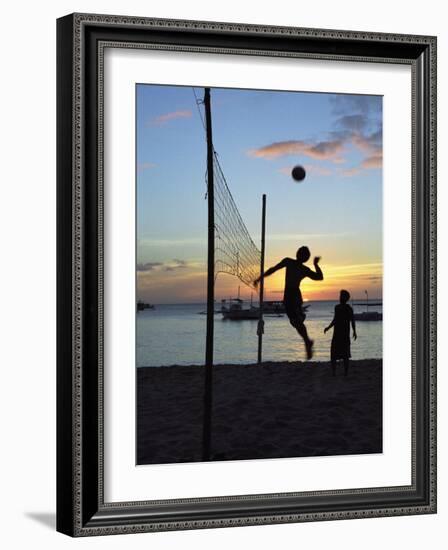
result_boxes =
[137,359,382,465]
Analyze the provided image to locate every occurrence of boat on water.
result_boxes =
[353,290,382,321]
[221,298,259,320]
[137,300,155,312]
[354,310,382,321]
[262,300,286,315]
[221,287,261,320]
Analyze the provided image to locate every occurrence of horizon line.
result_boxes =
[137,297,383,306]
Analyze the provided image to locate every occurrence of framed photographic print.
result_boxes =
[56,13,437,536]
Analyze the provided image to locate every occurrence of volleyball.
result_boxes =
[291,165,306,182]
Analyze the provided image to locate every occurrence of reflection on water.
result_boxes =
[137,301,382,367]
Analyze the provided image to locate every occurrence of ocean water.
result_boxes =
[136,301,382,367]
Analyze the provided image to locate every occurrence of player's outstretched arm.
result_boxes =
[254,258,287,286]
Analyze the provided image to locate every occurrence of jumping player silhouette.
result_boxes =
[254,246,323,359]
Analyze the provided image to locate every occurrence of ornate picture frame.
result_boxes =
[57,13,436,536]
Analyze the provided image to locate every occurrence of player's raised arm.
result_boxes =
[254,258,288,287]
[306,256,324,281]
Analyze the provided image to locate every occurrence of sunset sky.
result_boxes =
[136,84,382,303]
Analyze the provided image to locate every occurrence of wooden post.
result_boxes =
[257,194,266,364]
[203,87,214,461]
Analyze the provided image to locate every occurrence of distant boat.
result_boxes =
[354,311,382,321]
[137,300,155,312]
[221,298,259,320]
[353,290,382,321]
[221,287,259,320]
[220,293,308,319]
[262,301,286,315]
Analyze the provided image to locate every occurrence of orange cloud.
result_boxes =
[351,131,382,170]
[361,153,383,169]
[248,139,345,162]
[341,167,362,177]
[137,264,207,303]
[340,154,382,177]
[151,110,192,126]
[304,164,332,176]
[351,131,381,154]
[137,162,156,172]
[333,157,346,164]
[250,127,382,175]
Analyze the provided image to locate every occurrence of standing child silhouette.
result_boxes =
[324,290,357,376]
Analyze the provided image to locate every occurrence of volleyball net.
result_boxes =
[193,86,261,291]
[213,152,261,290]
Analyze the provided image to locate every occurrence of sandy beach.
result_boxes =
[137,359,382,465]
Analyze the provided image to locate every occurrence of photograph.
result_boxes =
[136,84,383,465]
[56,11,436,536]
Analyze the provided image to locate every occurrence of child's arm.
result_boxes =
[324,309,335,333]
[350,308,357,340]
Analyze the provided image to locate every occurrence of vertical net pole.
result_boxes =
[203,87,214,461]
[257,194,266,364]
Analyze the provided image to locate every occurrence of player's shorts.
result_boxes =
[283,298,306,326]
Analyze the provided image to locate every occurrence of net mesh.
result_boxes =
[213,153,261,289]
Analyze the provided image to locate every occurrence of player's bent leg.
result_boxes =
[288,316,298,328]
[285,302,314,360]
[296,321,314,360]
